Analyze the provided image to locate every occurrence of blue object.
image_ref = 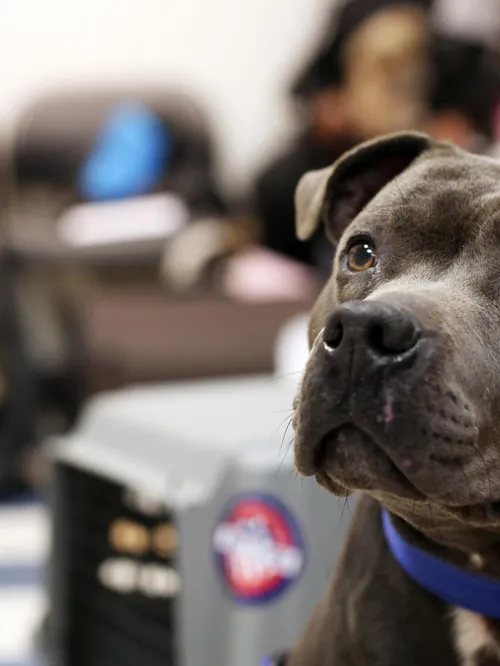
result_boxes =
[259,659,274,666]
[78,101,172,201]
[382,508,500,617]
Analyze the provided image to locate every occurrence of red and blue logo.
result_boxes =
[212,493,305,604]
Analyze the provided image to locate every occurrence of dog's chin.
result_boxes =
[315,426,500,530]
[316,425,425,501]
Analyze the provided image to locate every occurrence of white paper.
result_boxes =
[57,192,188,247]
[0,588,46,661]
[0,504,48,567]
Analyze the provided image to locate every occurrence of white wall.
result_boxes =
[0,0,335,193]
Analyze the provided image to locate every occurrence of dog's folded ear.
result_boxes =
[295,131,433,242]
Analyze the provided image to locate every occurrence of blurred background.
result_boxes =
[1,0,500,665]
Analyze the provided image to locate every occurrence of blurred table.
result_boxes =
[79,289,313,394]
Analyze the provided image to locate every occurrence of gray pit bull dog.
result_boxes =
[290,132,500,666]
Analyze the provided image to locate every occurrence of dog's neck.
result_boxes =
[382,501,500,660]
[376,494,500,579]
[383,509,500,620]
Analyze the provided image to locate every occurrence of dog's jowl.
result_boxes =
[290,132,500,666]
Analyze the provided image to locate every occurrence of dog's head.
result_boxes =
[293,131,500,552]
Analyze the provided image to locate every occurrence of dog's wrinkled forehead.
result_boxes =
[353,158,500,264]
[295,131,500,255]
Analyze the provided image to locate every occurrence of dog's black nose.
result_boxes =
[323,301,419,359]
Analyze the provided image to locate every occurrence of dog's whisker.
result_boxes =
[472,442,492,504]
[279,417,295,455]
[426,502,445,544]
[339,496,348,525]
[456,458,474,510]
[272,372,304,381]
[276,437,294,476]
[339,496,354,524]
[346,497,353,519]
[268,414,294,449]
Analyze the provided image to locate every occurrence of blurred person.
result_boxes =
[254,0,433,274]
[253,0,500,275]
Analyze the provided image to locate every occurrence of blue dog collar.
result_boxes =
[382,508,500,617]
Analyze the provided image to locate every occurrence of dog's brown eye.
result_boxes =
[346,241,376,272]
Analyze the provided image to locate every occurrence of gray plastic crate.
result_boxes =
[47,375,353,666]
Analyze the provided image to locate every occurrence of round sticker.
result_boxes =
[212,493,305,604]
